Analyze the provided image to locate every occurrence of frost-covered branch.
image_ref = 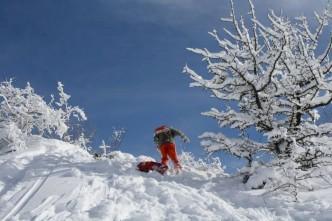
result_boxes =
[200,132,266,159]
[184,0,332,190]
[0,80,88,150]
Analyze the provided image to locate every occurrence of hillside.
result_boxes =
[0,137,331,221]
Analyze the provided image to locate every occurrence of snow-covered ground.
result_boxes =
[0,137,331,221]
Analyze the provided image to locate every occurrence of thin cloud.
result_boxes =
[100,0,326,28]
[266,0,326,11]
[99,0,225,26]
[137,0,195,8]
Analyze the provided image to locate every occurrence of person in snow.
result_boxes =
[153,125,190,170]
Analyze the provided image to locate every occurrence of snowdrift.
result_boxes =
[0,137,331,221]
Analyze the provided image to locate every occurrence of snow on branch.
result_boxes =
[202,108,256,130]
[0,79,88,150]
[184,0,332,191]
[200,132,266,159]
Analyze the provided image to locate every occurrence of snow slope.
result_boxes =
[0,137,331,221]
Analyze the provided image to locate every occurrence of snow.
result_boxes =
[0,137,331,221]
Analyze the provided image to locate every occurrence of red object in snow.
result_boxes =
[137,161,168,174]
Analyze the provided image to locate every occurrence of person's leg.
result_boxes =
[167,143,181,168]
[159,144,169,166]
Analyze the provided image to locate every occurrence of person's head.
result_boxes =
[154,125,169,135]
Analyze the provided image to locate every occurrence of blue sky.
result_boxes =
[0,0,327,172]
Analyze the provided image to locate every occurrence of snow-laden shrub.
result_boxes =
[109,127,126,150]
[54,82,87,142]
[0,80,65,137]
[95,128,126,158]
[184,0,332,195]
[0,122,26,152]
[179,151,225,175]
[0,79,88,151]
[73,132,91,152]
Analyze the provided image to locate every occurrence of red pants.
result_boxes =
[159,143,180,168]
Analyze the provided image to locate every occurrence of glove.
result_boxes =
[182,136,190,143]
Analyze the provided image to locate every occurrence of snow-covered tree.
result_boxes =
[184,0,332,192]
[0,79,88,151]
[0,79,65,137]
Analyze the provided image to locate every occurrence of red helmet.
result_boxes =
[154,125,169,135]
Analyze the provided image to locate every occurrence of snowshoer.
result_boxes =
[154,125,190,171]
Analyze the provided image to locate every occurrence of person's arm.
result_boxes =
[154,134,160,149]
[170,128,190,143]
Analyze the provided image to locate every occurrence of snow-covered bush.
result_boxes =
[109,127,126,150]
[73,132,91,152]
[180,151,225,176]
[184,0,332,194]
[54,82,87,142]
[0,122,26,152]
[94,128,126,159]
[0,79,87,150]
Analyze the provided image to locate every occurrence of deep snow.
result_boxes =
[0,137,331,221]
